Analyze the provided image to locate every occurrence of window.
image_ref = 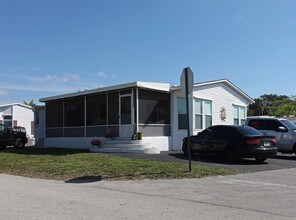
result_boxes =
[195,99,202,129]
[64,97,85,127]
[194,99,212,129]
[240,107,246,125]
[108,92,119,125]
[205,101,212,128]
[86,94,107,125]
[233,105,246,125]
[3,115,12,127]
[138,90,170,124]
[178,97,187,129]
[46,101,63,128]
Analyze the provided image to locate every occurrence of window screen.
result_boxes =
[64,97,85,127]
[138,90,170,124]
[108,92,119,125]
[86,94,107,125]
[46,101,63,127]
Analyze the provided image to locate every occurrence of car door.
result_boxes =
[206,126,226,152]
[0,125,14,146]
[264,120,286,149]
[191,129,211,151]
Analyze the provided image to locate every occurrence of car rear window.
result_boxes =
[236,126,264,136]
[248,119,283,131]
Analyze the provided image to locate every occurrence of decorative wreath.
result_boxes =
[220,106,227,122]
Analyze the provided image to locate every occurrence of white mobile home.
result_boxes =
[39,79,254,153]
[0,103,35,145]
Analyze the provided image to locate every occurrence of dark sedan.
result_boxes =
[182,125,277,162]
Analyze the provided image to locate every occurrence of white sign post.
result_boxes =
[180,67,194,172]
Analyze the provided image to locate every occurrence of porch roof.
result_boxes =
[39,81,170,102]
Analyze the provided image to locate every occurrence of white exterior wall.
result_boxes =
[0,106,12,118]
[13,105,34,137]
[171,82,250,151]
[45,136,171,152]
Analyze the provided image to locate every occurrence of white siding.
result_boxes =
[171,82,250,150]
[13,105,34,137]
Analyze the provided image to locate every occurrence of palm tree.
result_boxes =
[23,100,36,107]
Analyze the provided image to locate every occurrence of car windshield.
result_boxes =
[236,126,264,136]
[281,120,296,130]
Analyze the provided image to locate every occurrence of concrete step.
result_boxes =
[103,139,143,145]
[90,147,159,154]
[90,138,159,154]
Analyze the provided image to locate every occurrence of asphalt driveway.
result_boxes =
[112,151,296,173]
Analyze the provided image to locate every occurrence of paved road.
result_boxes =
[113,151,296,173]
[1,168,296,219]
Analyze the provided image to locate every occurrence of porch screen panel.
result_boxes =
[108,92,119,125]
[86,94,107,125]
[46,101,63,127]
[138,90,170,124]
[64,97,84,127]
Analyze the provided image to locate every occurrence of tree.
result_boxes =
[275,103,296,117]
[248,94,296,116]
[23,100,36,107]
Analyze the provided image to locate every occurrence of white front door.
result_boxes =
[119,95,133,137]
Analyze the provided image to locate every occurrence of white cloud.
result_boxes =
[0,90,8,96]
[27,73,80,83]
[234,14,245,25]
[96,71,108,78]
[96,71,116,78]
[0,66,110,98]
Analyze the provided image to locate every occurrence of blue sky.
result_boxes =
[0,0,296,105]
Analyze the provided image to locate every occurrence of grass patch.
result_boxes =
[0,148,233,181]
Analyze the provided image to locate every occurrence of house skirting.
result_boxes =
[44,136,172,153]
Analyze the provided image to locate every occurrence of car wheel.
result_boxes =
[224,146,240,162]
[255,157,267,162]
[14,138,25,149]
[0,145,6,150]
[182,141,193,156]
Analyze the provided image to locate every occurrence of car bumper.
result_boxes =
[240,147,278,158]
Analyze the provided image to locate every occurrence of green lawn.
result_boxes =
[0,148,233,181]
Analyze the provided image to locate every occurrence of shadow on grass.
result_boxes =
[2,146,89,156]
[65,175,102,184]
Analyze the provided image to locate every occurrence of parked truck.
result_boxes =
[0,124,28,150]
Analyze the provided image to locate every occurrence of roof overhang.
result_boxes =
[0,103,33,109]
[39,81,171,102]
[171,79,254,104]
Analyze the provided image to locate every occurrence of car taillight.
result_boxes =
[246,139,261,144]
[272,139,276,144]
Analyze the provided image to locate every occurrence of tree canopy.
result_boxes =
[248,94,296,117]
[23,100,36,107]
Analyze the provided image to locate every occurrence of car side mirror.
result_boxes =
[278,126,288,132]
